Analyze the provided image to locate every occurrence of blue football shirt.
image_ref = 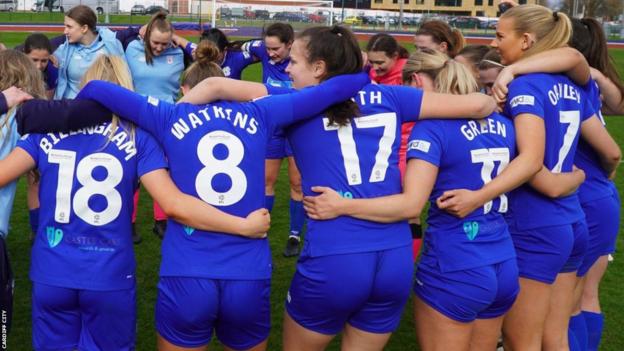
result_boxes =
[17,123,167,290]
[504,73,595,230]
[407,114,517,272]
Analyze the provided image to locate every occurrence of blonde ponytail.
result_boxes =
[402,48,478,95]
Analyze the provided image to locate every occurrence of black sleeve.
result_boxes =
[16,99,112,135]
[0,93,7,116]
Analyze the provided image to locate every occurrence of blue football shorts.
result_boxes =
[578,191,621,276]
[414,258,519,323]
[285,244,413,335]
[155,277,270,350]
[32,282,136,351]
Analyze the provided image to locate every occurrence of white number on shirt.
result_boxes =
[323,113,397,185]
[552,110,580,173]
[196,131,247,206]
[470,147,510,214]
[49,150,123,226]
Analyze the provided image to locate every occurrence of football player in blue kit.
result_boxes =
[0,55,270,351]
[490,17,623,350]
[174,28,258,80]
[303,48,519,351]
[242,22,308,257]
[19,60,369,350]
[125,11,185,241]
[181,25,498,351]
[435,5,621,350]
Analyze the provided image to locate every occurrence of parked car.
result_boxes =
[243,9,256,19]
[307,13,326,23]
[130,4,145,15]
[254,9,270,19]
[361,16,378,25]
[0,0,16,12]
[449,16,480,29]
[273,12,309,22]
[343,16,362,25]
[145,5,168,15]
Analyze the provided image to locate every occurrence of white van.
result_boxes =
[32,0,119,15]
[0,0,16,12]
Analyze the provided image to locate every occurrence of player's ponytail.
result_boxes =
[80,55,135,144]
[181,40,224,89]
[299,25,362,127]
[402,48,478,95]
[415,20,464,57]
[144,10,173,65]
[570,18,624,106]
[501,5,571,60]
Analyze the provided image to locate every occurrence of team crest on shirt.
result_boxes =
[463,221,479,241]
[510,95,535,108]
[46,226,63,248]
[167,55,174,64]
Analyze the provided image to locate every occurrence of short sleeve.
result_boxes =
[392,86,424,123]
[135,129,168,178]
[242,40,266,59]
[505,79,544,119]
[16,134,41,166]
[406,120,445,168]
[580,93,596,122]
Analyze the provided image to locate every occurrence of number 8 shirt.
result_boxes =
[17,124,167,290]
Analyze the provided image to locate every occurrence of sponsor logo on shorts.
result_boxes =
[286,291,291,303]
[463,221,479,240]
[46,226,63,248]
[510,95,535,108]
[407,139,431,153]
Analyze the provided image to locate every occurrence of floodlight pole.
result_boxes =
[341,0,345,22]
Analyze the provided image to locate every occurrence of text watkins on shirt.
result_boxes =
[171,105,259,140]
[37,123,137,161]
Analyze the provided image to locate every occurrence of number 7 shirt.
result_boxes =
[17,124,167,291]
[503,73,595,231]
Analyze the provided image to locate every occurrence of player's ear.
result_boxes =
[312,60,327,80]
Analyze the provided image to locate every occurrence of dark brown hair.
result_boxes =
[181,40,224,88]
[144,11,173,65]
[415,20,465,57]
[298,25,362,126]
[457,45,490,68]
[366,33,409,59]
[570,18,624,106]
[66,5,97,33]
[264,22,294,44]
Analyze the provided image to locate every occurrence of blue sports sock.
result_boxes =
[289,199,305,237]
[582,311,604,351]
[29,208,40,234]
[265,195,275,213]
[569,313,587,351]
